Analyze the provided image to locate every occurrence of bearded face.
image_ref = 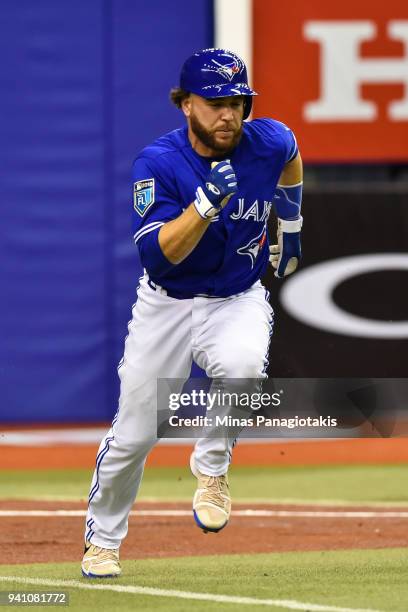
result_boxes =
[185,95,245,156]
[189,110,243,155]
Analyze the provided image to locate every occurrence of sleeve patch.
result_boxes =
[133,179,155,216]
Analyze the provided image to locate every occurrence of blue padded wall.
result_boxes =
[0,0,212,422]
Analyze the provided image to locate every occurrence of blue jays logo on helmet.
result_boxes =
[179,48,258,119]
[201,52,244,82]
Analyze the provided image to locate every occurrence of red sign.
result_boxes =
[252,0,408,161]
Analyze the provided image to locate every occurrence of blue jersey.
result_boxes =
[132,118,298,298]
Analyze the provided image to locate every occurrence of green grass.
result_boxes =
[0,469,93,501]
[1,465,407,504]
[0,549,407,611]
[1,466,407,610]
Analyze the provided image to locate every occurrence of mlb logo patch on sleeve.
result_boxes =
[133,179,155,216]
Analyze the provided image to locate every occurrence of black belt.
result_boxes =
[147,278,219,300]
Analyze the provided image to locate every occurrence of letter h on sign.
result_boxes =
[303,21,408,121]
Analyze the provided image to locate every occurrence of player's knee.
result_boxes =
[213,346,266,379]
[114,432,156,458]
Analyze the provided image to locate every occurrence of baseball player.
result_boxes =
[82,48,303,578]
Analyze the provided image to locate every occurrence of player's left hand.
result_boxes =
[270,217,303,278]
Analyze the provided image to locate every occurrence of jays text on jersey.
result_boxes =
[132,118,298,298]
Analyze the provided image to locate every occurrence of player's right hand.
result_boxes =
[194,160,238,219]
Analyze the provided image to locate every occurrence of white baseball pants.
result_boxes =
[85,274,273,548]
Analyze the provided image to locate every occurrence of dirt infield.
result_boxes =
[1,439,407,567]
[1,500,407,565]
[2,438,408,470]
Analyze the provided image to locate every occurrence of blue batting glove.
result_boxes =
[194,160,238,219]
[270,217,303,278]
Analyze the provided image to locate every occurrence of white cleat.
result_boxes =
[190,453,231,533]
[81,541,122,578]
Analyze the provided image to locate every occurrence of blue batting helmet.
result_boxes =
[179,48,257,119]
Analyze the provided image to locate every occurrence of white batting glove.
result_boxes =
[194,160,238,219]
